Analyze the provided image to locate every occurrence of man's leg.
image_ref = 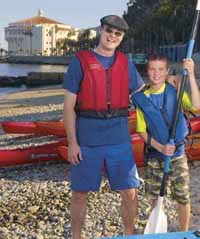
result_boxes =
[177,202,191,231]
[120,188,137,235]
[70,145,104,238]
[71,191,88,239]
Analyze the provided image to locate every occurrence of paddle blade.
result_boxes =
[196,0,200,10]
[144,197,167,234]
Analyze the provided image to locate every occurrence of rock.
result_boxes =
[24,72,64,87]
[0,76,23,87]
[28,206,40,214]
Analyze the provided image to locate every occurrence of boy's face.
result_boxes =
[147,60,168,88]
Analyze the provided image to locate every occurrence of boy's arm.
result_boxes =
[183,58,200,110]
[136,109,175,156]
[139,132,175,156]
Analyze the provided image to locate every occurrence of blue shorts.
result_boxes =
[70,142,140,192]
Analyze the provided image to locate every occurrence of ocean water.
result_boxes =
[0,63,67,96]
[0,63,67,77]
[0,85,27,97]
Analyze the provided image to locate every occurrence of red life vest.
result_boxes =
[76,50,129,118]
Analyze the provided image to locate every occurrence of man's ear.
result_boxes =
[99,26,103,34]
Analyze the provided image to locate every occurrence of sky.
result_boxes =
[0,0,129,49]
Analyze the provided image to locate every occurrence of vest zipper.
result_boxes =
[106,69,111,115]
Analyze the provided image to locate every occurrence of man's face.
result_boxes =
[147,60,168,88]
[99,25,125,51]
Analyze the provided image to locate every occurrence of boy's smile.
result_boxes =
[147,60,168,90]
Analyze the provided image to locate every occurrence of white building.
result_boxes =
[5,9,78,56]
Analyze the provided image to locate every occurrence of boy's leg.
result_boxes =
[171,155,190,231]
[177,202,191,231]
[145,156,165,199]
[71,191,88,239]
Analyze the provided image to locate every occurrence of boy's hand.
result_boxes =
[183,58,195,77]
[167,75,180,90]
[160,143,176,156]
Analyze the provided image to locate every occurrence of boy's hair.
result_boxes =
[147,54,169,69]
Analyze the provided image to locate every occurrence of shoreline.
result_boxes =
[7,55,72,65]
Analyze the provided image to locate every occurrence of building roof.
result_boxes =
[12,16,65,25]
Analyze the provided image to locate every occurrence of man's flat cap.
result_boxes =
[100,15,129,32]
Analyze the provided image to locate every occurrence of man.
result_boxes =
[133,54,200,231]
[63,15,144,239]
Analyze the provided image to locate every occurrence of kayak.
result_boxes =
[0,139,67,167]
[186,141,200,161]
[57,133,145,168]
[98,230,200,239]
[1,134,199,168]
[131,133,144,167]
[1,111,137,136]
[1,121,41,134]
[128,111,137,134]
[189,116,200,133]
[57,135,200,168]
[3,112,200,136]
[35,121,66,137]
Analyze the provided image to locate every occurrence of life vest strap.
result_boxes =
[76,108,128,119]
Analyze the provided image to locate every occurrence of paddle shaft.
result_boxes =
[160,1,200,197]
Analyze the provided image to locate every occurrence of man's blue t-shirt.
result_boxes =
[63,51,143,146]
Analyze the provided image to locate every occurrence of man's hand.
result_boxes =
[68,142,83,165]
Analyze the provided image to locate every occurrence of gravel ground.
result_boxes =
[0,85,199,239]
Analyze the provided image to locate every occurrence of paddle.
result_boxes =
[144,0,200,234]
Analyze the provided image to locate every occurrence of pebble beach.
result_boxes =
[0,85,200,239]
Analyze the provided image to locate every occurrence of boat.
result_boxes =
[189,116,200,133]
[1,121,41,134]
[98,230,200,239]
[128,110,137,134]
[1,111,137,136]
[1,111,200,167]
[0,139,67,167]
[57,133,145,168]
[3,111,200,137]
[186,141,200,161]
[35,121,66,136]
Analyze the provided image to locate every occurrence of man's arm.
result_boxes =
[64,89,82,165]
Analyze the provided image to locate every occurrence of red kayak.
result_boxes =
[35,121,66,137]
[128,111,137,134]
[57,133,145,168]
[3,111,200,136]
[1,121,41,134]
[186,141,200,161]
[189,116,200,133]
[1,112,137,136]
[0,139,67,167]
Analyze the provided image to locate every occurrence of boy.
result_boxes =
[132,54,200,231]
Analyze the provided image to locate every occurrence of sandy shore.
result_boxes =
[0,85,200,238]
